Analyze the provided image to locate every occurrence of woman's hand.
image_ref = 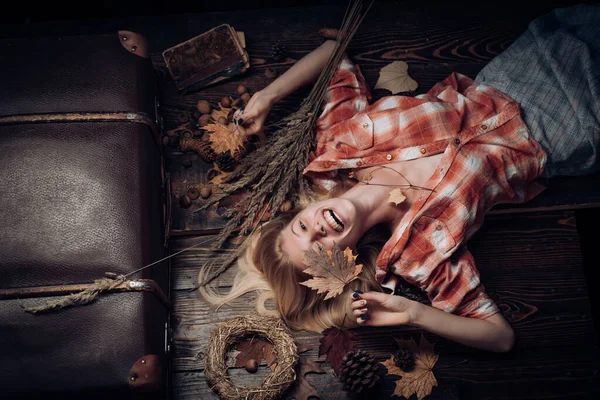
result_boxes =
[233,90,275,137]
[351,291,420,327]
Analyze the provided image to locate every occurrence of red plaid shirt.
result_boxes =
[305,57,547,319]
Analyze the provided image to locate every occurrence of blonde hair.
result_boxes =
[198,178,388,333]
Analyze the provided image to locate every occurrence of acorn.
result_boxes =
[207,168,219,180]
[181,129,194,139]
[196,100,212,115]
[199,185,212,199]
[187,187,200,200]
[231,97,242,108]
[179,195,191,209]
[245,359,258,373]
[236,84,247,95]
[192,109,201,120]
[221,96,232,108]
[264,68,277,79]
[279,200,293,212]
[198,114,212,127]
[217,116,228,125]
[241,92,251,103]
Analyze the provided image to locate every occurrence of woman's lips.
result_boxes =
[323,209,344,233]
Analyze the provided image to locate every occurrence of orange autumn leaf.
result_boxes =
[205,122,245,155]
[300,242,363,300]
[381,334,439,400]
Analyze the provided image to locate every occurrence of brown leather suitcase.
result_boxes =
[0,31,171,399]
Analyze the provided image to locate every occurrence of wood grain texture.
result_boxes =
[168,211,599,390]
[171,346,600,400]
[145,1,600,234]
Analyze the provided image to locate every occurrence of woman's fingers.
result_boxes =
[352,307,368,316]
[351,298,367,310]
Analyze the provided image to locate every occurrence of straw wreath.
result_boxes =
[205,314,299,400]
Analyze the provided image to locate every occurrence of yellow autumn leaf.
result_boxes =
[381,334,439,400]
[388,188,406,206]
[374,61,418,94]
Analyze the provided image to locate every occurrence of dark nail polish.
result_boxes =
[360,315,367,320]
[353,292,359,298]
[238,118,244,125]
[355,290,363,294]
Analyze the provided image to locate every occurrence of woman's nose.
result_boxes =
[313,222,326,238]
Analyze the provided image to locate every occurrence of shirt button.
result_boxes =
[362,123,369,129]
[481,124,488,130]
[436,224,443,231]
[386,154,393,161]
[454,138,461,145]
[420,148,426,154]
[356,161,363,167]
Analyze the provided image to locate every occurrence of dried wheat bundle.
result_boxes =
[197,0,374,285]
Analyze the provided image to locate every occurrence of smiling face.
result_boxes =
[279,197,368,270]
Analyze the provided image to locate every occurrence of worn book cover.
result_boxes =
[162,24,250,93]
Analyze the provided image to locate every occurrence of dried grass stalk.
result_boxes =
[205,314,299,400]
[197,0,375,286]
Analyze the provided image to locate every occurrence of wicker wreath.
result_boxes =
[205,314,299,400]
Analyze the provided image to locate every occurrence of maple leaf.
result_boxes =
[388,188,406,206]
[318,327,355,374]
[374,61,418,95]
[205,121,245,155]
[284,357,326,400]
[300,242,363,300]
[381,334,439,400]
[234,337,276,371]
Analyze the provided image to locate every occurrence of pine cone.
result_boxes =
[215,151,237,172]
[393,348,415,372]
[271,42,286,62]
[232,146,246,162]
[180,137,216,163]
[338,349,381,393]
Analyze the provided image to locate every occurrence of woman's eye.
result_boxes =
[299,221,307,231]
[317,243,324,251]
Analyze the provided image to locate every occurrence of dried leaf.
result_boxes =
[205,122,245,155]
[210,106,230,122]
[381,334,439,400]
[318,327,355,374]
[300,243,363,300]
[209,165,233,186]
[284,357,326,400]
[388,188,406,206]
[234,337,275,371]
[374,61,418,94]
[296,343,313,355]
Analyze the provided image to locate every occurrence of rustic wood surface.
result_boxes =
[169,211,600,399]
[3,1,599,398]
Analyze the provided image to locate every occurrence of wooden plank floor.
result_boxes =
[3,1,599,398]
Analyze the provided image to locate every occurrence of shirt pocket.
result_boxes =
[347,113,374,150]
[412,216,456,255]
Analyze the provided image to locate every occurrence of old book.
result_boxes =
[162,24,250,93]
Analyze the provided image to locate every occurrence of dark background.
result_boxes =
[1,0,596,25]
